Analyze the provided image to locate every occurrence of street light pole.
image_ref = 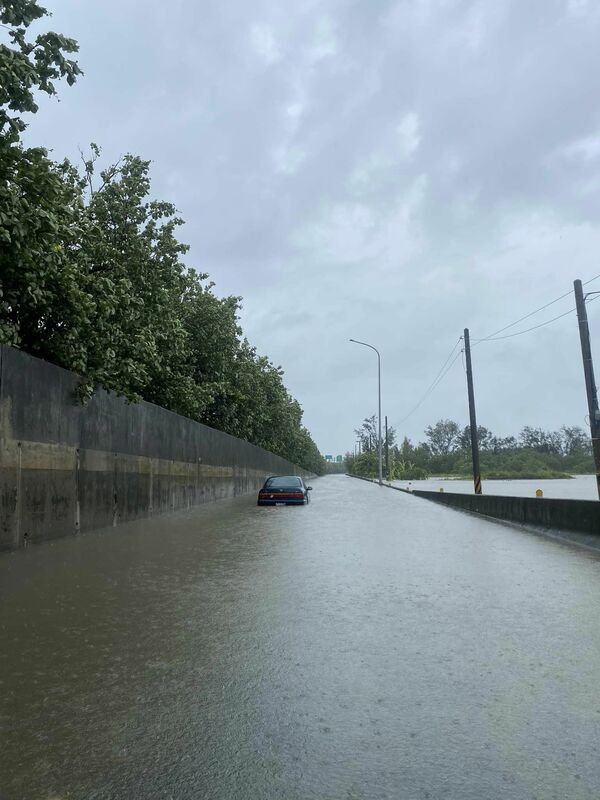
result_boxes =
[350,338,383,486]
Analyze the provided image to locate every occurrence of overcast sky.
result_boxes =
[25,0,600,454]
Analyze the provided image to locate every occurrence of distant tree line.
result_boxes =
[0,1,324,474]
[347,416,593,480]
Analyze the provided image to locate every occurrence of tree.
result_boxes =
[0,4,326,474]
[355,415,378,452]
[0,1,86,357]
[491,435,518,452]
[458,425,494,451]
[424,419,460,456]
[393,418,594,478]
[0,144,88,357]
[398,436,414,460]
[354,414,394,452]
[519,426,563,455]
[73,152,196,405]
[0,0,81,138]
[560,425,590,456]
[385,424,397,449]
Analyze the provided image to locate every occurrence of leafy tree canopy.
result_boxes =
[424,418,460,456]
[347,417,593,481]
[354,415,395,452]
[0,2,324,475]
[0,0,81,137]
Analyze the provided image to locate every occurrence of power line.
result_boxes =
[475,271,600,344]
[396,351,461,426]
[475,291,573,343]
[478,292,600,343]
[396,339,462,426]
[394,276,600,433]
[426,336,462,385]
[479,306,575,341]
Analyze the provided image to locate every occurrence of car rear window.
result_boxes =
[265,476,302,488]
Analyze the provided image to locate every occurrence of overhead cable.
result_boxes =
[475,271,600,344]
[395,275,600,433]
[478,307,576,341]
[396,338,462,426]
[479,292,600,342]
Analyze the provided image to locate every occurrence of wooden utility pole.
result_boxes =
[463,328,482,494]
[574,279,600,500]
[385,415,389,480]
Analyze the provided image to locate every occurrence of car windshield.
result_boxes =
[265,476,302,488]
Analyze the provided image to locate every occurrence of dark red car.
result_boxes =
[257,475,312,506]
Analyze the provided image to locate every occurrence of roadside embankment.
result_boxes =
[346,473,600,541]
[0,346,312,551]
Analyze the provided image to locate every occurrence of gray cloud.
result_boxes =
[26,0,600,453]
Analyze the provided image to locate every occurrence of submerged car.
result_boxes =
[257,475,313,506]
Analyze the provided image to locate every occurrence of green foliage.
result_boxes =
[345,450,379,479]
[451,450,572,480]
[346,443,429,481]
[0,145,325,472]
[73,153,195,405]
[348,416,594,480]
[424,418,460,456]
[346,449,429,481]
[354,414,396,453]
[0,138,87,360]
[0,3,324,475]
[394,460,429,480]
[401,419,594,479]
[0,0,81,137]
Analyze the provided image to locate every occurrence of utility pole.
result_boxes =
[574,279,600,500]
[463,328,482,495]
[385,415,389,480]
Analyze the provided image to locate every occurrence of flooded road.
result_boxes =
[394,474,598,500]
[1,475,600,799]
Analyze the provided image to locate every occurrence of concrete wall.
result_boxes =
[0,346,312,551]
[412,489,600,535]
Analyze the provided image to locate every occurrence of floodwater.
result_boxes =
[394,474,598,500]
[1,475,600,800]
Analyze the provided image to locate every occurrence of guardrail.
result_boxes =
[411,489,600,535]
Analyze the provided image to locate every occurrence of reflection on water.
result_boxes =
[1,475,600,799]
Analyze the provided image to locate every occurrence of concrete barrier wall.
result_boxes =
[412,489,600,535]
[0,346,312,551]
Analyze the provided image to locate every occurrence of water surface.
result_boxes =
[394,474,597,500]
[1,475,600,799]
